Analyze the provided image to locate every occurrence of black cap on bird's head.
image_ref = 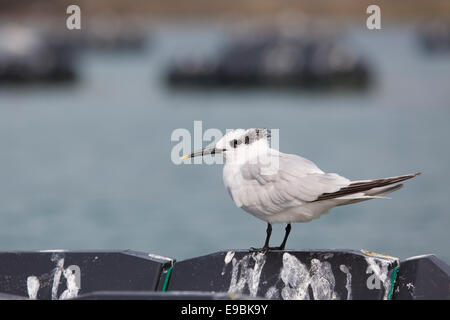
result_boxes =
[181,128,271,159]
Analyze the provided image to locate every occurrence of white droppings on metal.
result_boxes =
[224,251,235,265]
[228,252,266,297]
[280,253,339,300]
[222,251,398,300]
[26,276,40,300]
[59,269,79,300]
[280,253,311,300]
[365,256,393,300]
[339,264,352,300]
[222,251,236,276]
[310,258,337,300]
[265,286,279,300]
[50,254,65,300]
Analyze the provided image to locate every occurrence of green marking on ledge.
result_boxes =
[161,266,173,292]
[387,265,399,300]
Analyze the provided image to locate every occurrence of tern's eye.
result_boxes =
[230,139,241,148]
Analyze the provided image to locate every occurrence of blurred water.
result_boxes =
[0,24,449,262]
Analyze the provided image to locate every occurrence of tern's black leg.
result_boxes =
[263,223,272,249]
[277,223,291,250]
[250,223,272,252]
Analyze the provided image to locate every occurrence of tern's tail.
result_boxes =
[316,172,421,203]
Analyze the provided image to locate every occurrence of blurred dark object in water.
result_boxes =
[47,30,148,56]
[166,32,371,90]
[83,24,148,52]
[0,26,79,84]
[418,22,450,53]
[58,18,150,53]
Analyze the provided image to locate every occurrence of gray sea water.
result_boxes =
[0,24,449,262]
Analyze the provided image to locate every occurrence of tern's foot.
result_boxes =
[249,247,268,253]
[249,246,284,253]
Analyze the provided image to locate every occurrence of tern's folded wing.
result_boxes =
[229,152,351,214]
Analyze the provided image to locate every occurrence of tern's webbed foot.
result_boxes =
[249,247,268,253]
[249,246,284,253]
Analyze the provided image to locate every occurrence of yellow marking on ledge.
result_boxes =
[361,249,396,259]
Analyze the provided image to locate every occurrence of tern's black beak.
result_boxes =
[181,147,225,159]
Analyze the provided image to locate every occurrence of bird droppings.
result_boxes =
[364,256,395,300]
[26,276,40,300]
[224,251,235,265]
[51,254,65,300]
[222,251,236,275]
[2,251,176,300]
[310,258,337,300]
[6,250,404,300]
[279,253,340,300]
[46,254,81,300]
[222,252,390,300]
[280,253,312,300]
[59,268,80,300]
[264,286,279,299]
[228,252,267,297]
[339,264,352,300]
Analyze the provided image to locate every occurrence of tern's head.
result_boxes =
[181,128,271,162]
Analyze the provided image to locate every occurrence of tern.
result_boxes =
[182,128,420,251]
